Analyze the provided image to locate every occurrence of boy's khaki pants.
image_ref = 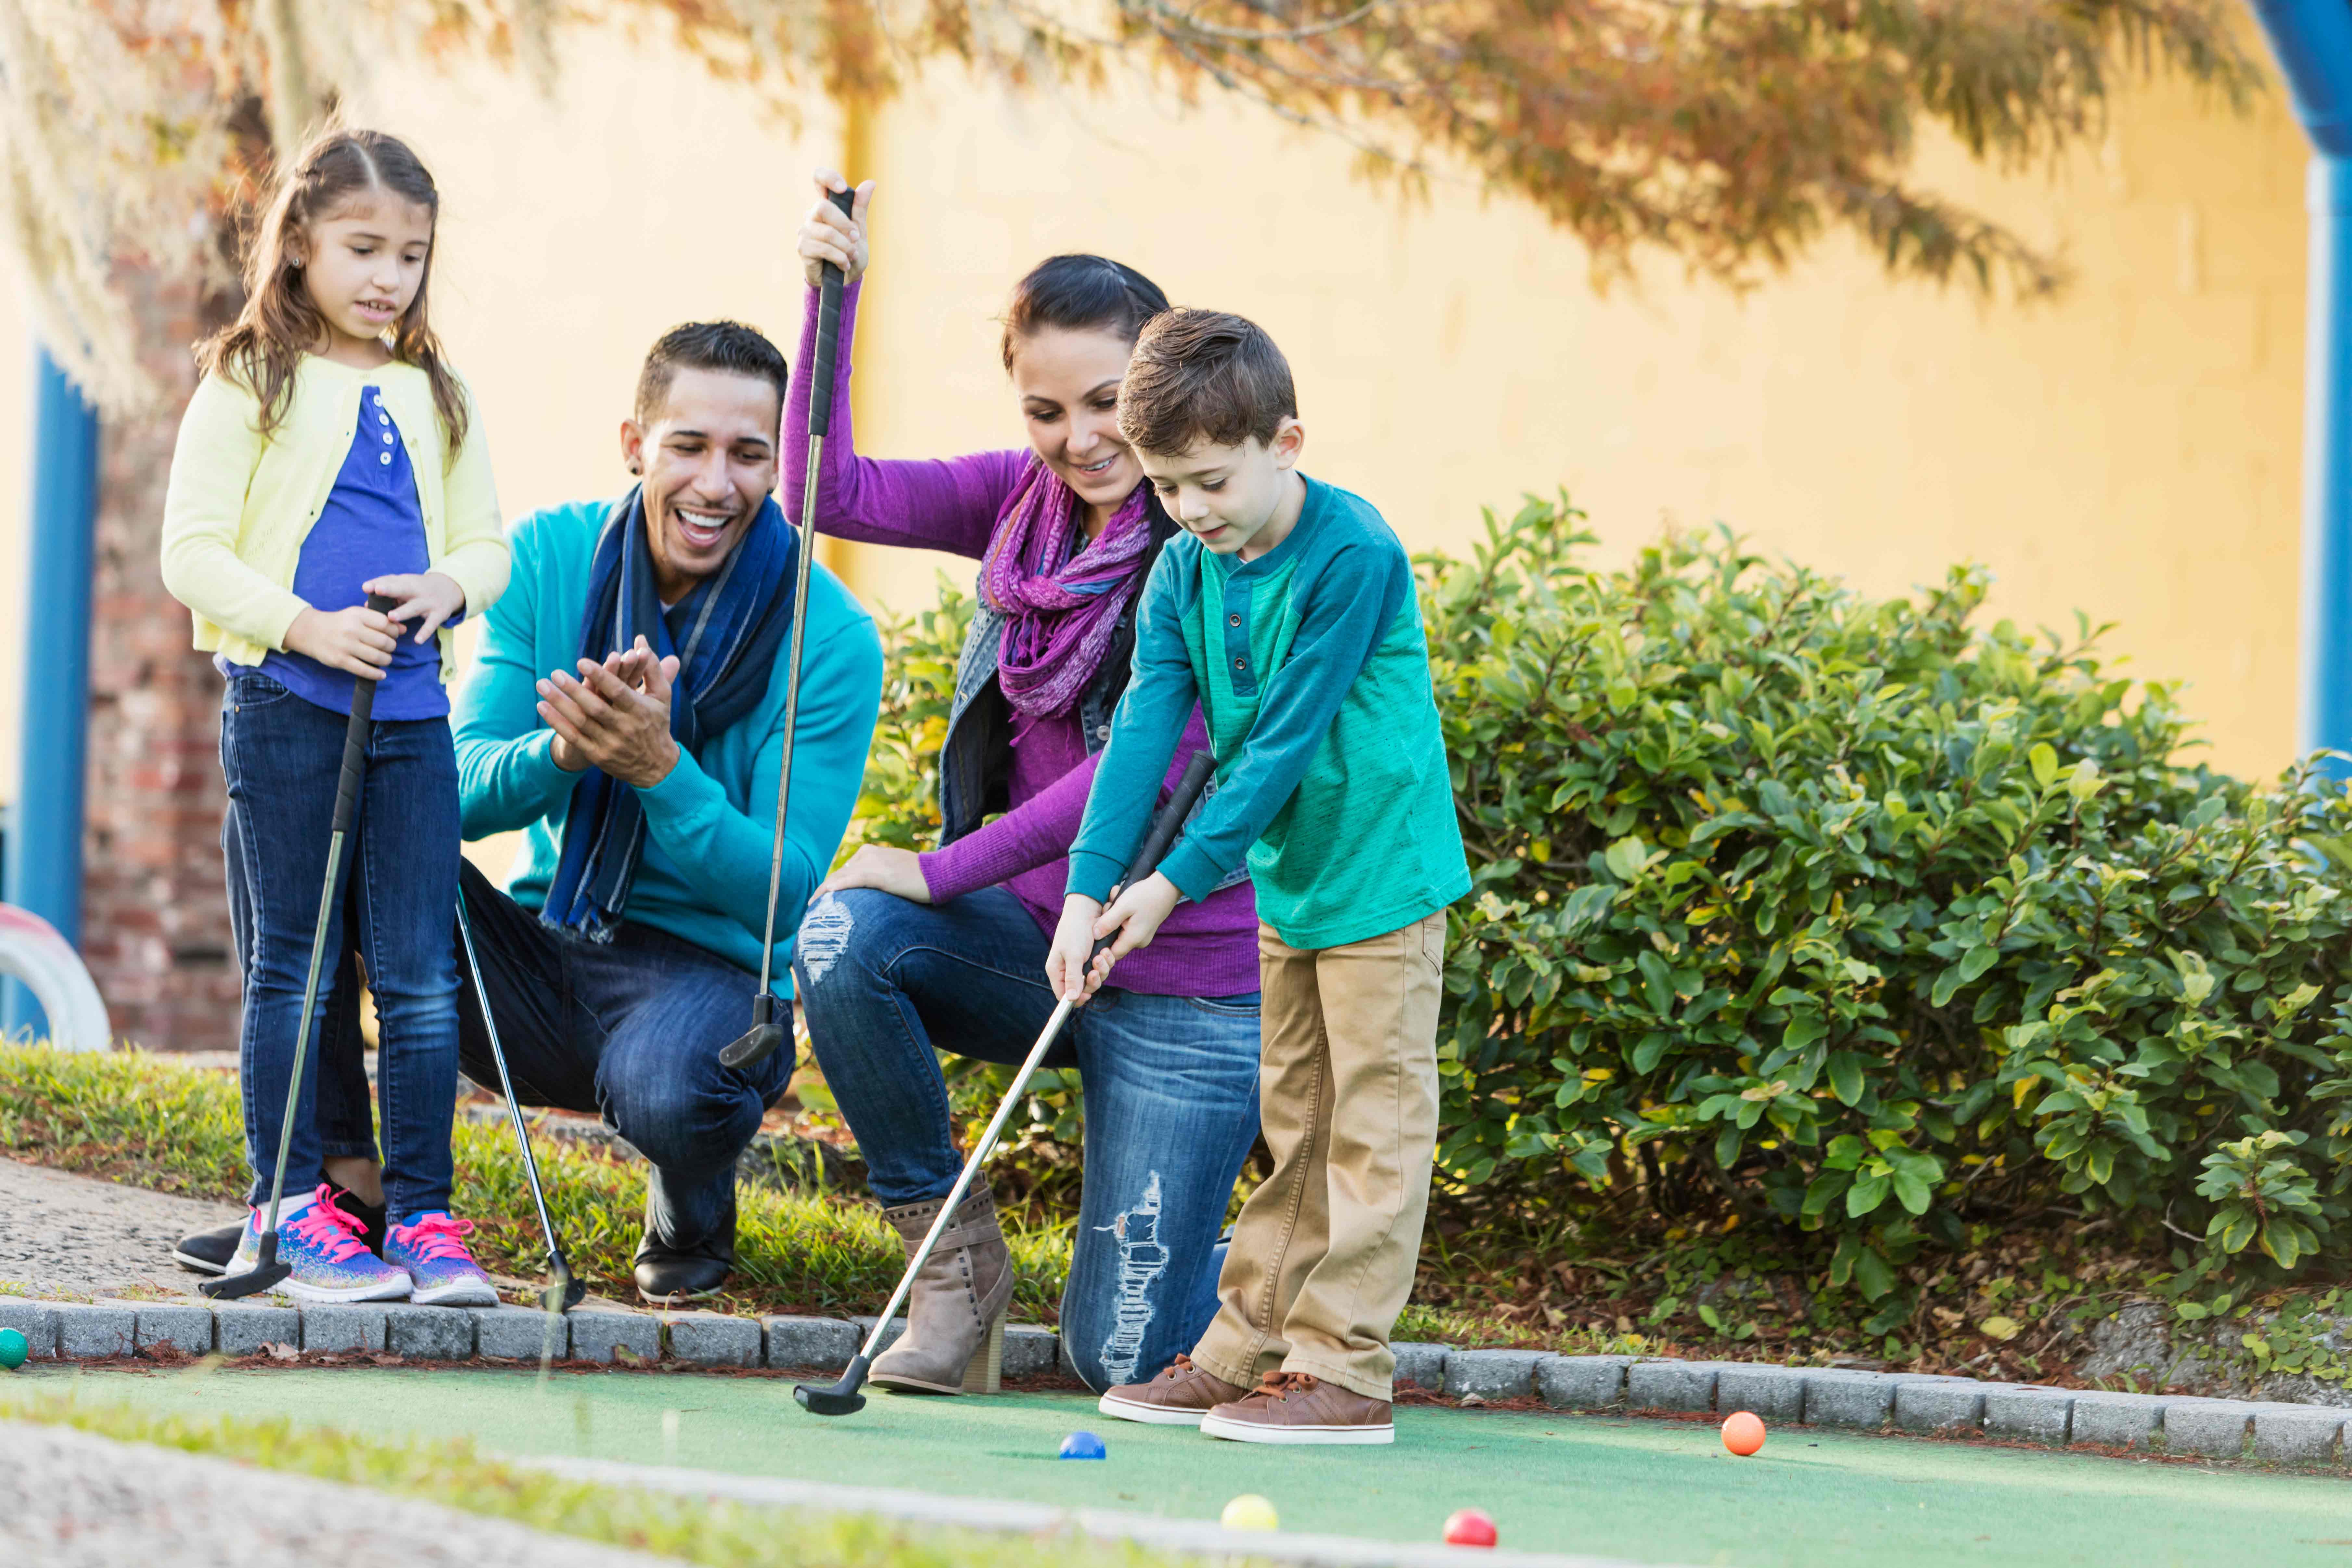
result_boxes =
[1191,910,1447,1402]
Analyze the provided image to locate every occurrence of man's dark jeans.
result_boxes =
[447,860,791,1262]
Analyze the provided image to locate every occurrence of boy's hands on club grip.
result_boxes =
[284,602,398,680]
[1046,873,1184,1003]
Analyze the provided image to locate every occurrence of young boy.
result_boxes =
[1047,309,1468,1445]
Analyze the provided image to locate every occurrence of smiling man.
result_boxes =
[450,322,882,1302]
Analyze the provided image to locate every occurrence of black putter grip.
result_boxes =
[1093,750,1217,959]
[332,592,399,821]
[807,186,858,439]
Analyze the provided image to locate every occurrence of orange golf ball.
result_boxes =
[1721,1410,1767,1456]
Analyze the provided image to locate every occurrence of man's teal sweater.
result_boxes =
[453,498,882,983]
[1069,475,1467,950]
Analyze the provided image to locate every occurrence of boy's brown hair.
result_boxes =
[1117,308,1297,456]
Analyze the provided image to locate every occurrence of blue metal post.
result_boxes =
[2248,1,2352,765]
[2,349,100,1039]
[2302,154,2352,766]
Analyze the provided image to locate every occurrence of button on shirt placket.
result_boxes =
[1221,576,1258,696]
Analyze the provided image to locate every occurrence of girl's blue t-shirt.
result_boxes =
[254,384,449,719]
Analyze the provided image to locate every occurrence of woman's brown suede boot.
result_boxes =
[869,1185,1015,1395]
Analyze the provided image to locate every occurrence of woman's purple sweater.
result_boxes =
[784,280,1260,998]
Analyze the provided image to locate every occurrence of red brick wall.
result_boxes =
[79,266,240,1053]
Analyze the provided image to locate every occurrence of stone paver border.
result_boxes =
[3,1294,2345,1472]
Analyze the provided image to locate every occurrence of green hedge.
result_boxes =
[851,501,2352,1317]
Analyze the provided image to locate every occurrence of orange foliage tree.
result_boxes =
[1,0,2261,411]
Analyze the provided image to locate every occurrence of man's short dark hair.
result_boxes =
[1117,308,1297,456]
[634,320,791,425]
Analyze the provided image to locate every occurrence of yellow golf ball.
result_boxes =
[1221,1494,1279,1532]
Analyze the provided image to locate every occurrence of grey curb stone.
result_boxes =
[570,1310,660,1365]
[1894,1380,1991,1433]
[53,1302,135,1359]
[2162,1401,2253,1460]
[474,1305,568,1361]
[1536,1355,1630,1409]
[0,1301,60,1360]
[214,1305,301,1358]
[2069,1390,2168,1449]
[300,1304,387,1354]
[2253,1405,2346,1465]
[665,1313,761,1368]
[1801,1369,1899,1428]
[1629,1358,1721,1413]
[765,1315,858,1371]
[1985,1387,2072,1445]
[133,1303,215,1358]
[1003,1324,1058,1381]
[385,1305,476,1361]
[1715,1363,1808,1422]
[1391,1342,1448,1392]
[850,1315,908,1356]
[1443,1348,1547,1401]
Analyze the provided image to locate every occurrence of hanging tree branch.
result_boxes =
[0,0,2262,413]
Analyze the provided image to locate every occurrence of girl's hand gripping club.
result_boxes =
[794,749,1218,1415]
[721,182,859,1077]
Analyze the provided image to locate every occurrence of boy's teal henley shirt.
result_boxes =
[1068,475,1468,950]
[453,498,883,982]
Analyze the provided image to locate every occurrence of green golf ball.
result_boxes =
[0,1327,28,1370]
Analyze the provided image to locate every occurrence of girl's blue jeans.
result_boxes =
[795,885,1262,1392]
[219,670,461,1223]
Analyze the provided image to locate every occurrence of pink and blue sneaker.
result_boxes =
[226,1184,411,1302]
[384,1211,499,1306]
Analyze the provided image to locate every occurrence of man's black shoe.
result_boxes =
[170,1218,243,1276]
[635,1249,729,1304]
[171,1182,388,1275]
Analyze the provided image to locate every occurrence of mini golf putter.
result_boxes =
[457,895,587,1313]
[721,182,860,1077]
[204,592,399,1302]
[796,750,1218,1417]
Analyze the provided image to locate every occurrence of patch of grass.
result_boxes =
[0,1386,1192,1567]
[0,1045,1070,1322]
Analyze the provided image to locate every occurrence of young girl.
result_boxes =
[160,127,509,1304]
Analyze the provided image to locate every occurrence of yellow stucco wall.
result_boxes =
[0,32,2318,824]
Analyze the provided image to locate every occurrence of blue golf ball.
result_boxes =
[1058,1429,1106,1460]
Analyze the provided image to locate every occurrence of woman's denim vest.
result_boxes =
[934,504,1243,891]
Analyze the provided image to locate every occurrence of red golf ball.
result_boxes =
[1443,1508,1498,1547]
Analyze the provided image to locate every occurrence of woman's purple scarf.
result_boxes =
[982,454,1155,717]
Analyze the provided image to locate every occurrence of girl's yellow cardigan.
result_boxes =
[160,355,509,682]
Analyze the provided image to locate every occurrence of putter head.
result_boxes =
[544,1257,587,1313]
[198,1230,290,1300]
[795,1354,871,1416]
[719,1020,785,1071]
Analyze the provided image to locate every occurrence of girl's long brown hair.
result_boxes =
[197,126,467,455]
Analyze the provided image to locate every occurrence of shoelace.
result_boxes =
[1254,1372,1320,1402]
[393,1212,479,1264]
[1161,1354,1200,1380]
[282,1185,372,1263]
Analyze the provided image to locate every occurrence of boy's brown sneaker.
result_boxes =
[1097,1354,1251,1426]
[1200,1372,1396,1445]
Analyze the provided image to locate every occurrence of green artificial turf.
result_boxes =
[14,1364,2351,1566]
